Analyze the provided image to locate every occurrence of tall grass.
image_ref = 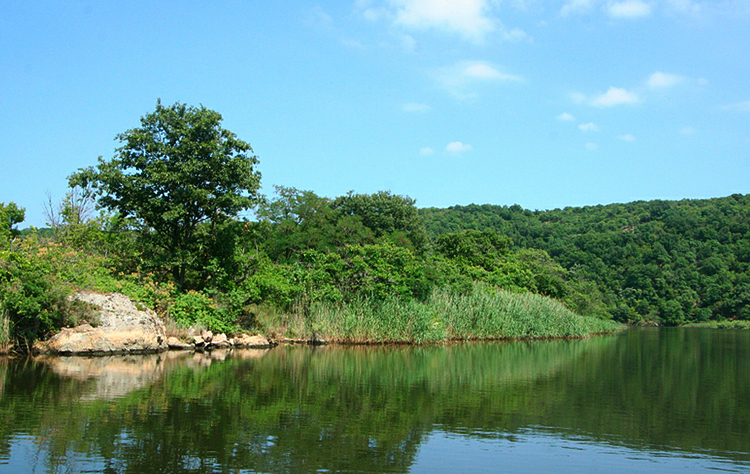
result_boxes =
[263,284,623,344]
[0,312,11,353]
[432,285,620,340]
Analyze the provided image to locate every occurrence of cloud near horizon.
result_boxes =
[722,100,750,112]
[590,86,641,107]
[648,71,686,88]
[561,0,701,18]
[434,60,523,99]
[606,0,653,19]
[420,146,435,156]
[446,141,473,153]
[560,0,597,17]
[403,102,431,112]
[579,122,599,132]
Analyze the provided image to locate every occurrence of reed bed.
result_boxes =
[301,285,622,344]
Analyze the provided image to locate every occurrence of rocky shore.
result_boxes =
[33,292,275,355]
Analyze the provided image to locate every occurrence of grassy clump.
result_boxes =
[263,284,623,344]
[433,285,621,340]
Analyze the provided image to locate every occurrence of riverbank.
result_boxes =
[23,287,622,355]
[684,320,750,330]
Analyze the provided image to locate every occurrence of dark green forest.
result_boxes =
[421,195,750,324]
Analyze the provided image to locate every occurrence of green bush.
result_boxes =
[169,290,239,335]
[0,246,72,345]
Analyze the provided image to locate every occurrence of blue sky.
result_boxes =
[1,0,749,228]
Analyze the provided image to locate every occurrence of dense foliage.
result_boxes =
[421,194,750,324]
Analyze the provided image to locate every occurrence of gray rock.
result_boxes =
[210,333,232,348]
[34,292,168,355]
[167,336,193,350]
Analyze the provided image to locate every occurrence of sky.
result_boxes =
[1,0,749,228]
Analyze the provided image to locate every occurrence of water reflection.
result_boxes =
[0,328,748,473]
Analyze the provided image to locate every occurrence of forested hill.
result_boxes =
[420,194,750,324]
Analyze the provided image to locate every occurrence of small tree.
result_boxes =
[71,100,261,291]
[0,202,25,248]
[43,184,105,250]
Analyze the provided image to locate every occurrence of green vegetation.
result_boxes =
[686,320,750,330]
[281,285,619,344]
[14,100,749,347]
[421,196,750,325]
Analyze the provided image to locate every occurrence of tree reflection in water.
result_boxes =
[0,328,748,473]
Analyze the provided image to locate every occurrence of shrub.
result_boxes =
[169,290,239,335]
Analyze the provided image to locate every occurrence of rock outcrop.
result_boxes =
[34,292,168,355]
[233,333,273,348]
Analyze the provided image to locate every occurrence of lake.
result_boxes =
[0,327,748,473]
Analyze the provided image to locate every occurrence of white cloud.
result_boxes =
[341,38,365,48]
[308,6,335,30]
[362,0,529,44]
[560,0,598,17]
[420,147,435,156]
[579,122,599,132]
[398,33,417,52]
[363,7,387,21]
[446,141,473,153]
[666,0,701,16]
[606,0,653,19]
[434,60,523,99]
[591,87,641,107]
[680,126,696,135]
[722,100,750,112]
[648,71,685,88]
[403,103,431,112]
[388,0,495,43]
[570,92,587,104]
[618,134,636,141]
[586,142,598,151]
[505,0,533,10]
[464,62,509,79]
[500,27,531,43]
[556,112,576,121]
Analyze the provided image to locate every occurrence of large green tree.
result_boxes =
[71,101,261,290]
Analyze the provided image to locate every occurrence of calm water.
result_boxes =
[0,327,748,473]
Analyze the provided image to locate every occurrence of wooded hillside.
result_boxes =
[421,194,750,324]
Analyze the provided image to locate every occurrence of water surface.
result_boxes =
[0,327,748,473]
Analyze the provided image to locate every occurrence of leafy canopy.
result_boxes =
[71,100,261,290]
